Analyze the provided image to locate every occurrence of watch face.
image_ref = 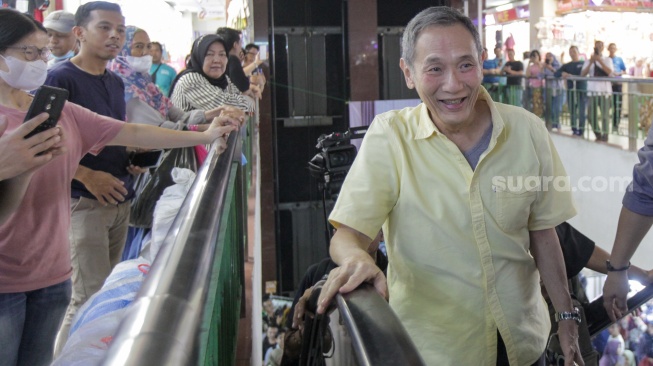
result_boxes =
[555,308,581,324]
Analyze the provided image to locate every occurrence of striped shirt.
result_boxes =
[170,72,252,112]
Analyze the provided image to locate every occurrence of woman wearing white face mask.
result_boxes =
[108,26,232,130]
[0,10,240,365]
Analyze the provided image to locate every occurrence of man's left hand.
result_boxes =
[603,271,630,322]
[557,320,584,366]
[292,287,314,332]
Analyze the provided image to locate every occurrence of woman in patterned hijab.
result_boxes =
[109,26,226,129]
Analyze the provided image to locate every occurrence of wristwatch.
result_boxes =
[554,307,581,325]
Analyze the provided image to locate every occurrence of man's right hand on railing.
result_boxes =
[316,225,388,315]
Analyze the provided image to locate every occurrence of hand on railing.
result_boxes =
[217,106,246,126]
[316,257,387,315]
[204,105,246,125]
[205,117,238,153]
[292,286,317,332]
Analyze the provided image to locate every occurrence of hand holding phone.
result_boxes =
[129,149,164,169]
[23,86,68,139]
[0,114,64,180]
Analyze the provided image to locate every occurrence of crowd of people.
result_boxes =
[481,40,638,141]
[8,2,653,366]
[0,2,261,364]
[587,312,653,366]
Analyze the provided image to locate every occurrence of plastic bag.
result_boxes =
[52,308,128,366]
[70,258,151,335]
[150,168,196,260]
[194,144,208,165]
[129,147,198,228]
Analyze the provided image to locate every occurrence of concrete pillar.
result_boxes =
[529,0,557,50]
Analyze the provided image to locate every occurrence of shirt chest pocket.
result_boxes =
[493,176,539,232]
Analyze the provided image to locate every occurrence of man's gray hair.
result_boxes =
[401,6,483,70]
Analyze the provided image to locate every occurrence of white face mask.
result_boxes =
[52,50,75,62]
[126,55,153,74]
[0,55,47,91]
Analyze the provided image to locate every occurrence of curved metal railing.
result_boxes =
[101,128,246,366]
[301,282,425,366]
[335,284,426,366]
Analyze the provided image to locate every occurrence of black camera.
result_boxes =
[308,131,357,199]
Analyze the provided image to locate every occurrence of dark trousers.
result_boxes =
[588,94,610,141]
[568,89,587,134]
[497,331,545,366]
[612,83,623,130]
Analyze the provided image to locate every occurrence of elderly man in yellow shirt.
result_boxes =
[316,7,584,366]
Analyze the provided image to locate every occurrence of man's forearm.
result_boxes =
[609,206,653,268]
[581,64,591,76]
[330,224,374,266]
[598,59,613,75]
[531,228,574,312]
[73,165,93,185]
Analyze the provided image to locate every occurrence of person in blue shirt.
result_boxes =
[608,43,626,131]
[149,41,177,97]
[482,47,501,84]
[482,47,502,102]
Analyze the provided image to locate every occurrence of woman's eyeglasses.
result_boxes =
[6,46,51,61]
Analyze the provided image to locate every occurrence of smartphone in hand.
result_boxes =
[130,149,164,169]
[23,86,68,139]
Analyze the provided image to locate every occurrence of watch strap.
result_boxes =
[554,307,581,324]
[606,260,631,272]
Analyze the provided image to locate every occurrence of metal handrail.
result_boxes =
[334,283,426,366]
[546,75,653,84]
[492,74,653,84]
[587,283,653,337]
[101,130,242,366]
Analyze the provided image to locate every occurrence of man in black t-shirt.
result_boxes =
[555,45,588,136]
[501,49,524,107]
[546,222,653,366]
[216,27,262,99]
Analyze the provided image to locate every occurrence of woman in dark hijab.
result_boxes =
[169,34,251,113]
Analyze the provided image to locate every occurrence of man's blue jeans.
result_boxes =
[0,279,71,366]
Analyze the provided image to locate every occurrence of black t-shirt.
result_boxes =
[555,222,595,279]
[554,61,587,90]
[45,61,134,201]
[504,60,524,86]
[227,54,250,92]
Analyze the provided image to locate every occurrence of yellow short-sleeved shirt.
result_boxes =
[329,88,576,366]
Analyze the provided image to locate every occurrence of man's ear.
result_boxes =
[399,58,415,89]
[72,26,84,43]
